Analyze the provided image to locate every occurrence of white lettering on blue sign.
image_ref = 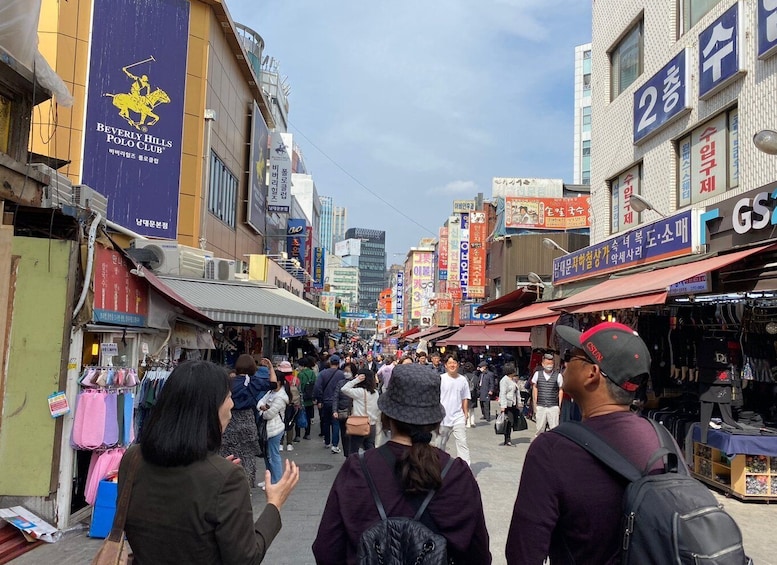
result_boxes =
[634,50,688,143]
[758,0,777,58]
[699,3,741,99]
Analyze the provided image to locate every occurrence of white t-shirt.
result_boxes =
[531,369,564,388]
[440,372,470,427]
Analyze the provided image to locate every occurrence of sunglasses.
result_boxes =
[563,350,593,365]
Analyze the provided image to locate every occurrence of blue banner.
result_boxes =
[280,326,307,338]
[553,210,694,284]
[699,3,741,99]
[82,0,189,239]
[470,304,497,321]
[286,218,307,268]
[758,0,777,59]
[633,49,688,143]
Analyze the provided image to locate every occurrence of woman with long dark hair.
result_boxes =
[339,368,379,454]
[312,363,491,564]
[119,360,298,563]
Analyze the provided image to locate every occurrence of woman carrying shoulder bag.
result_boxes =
[340,368,380,455]
[498,362,522,447]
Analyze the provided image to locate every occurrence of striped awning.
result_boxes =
[158,277,338,330]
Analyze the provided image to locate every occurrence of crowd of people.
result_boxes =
[113,322,672,564]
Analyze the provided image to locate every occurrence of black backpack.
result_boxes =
[302,381,315,402]
[553,419,750,565]
[357,451,454,565]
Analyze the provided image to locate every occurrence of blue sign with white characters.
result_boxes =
[758,0,777,59]
[552,211,694,284]
[699,2,742,99]
[633,49,689,144]
[471,304,497,321]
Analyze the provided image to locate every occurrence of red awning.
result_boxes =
[407,326,460,343]
[476,287,537,315]
[550,244,775,313]
[397,326,421,340]
[437,324,531,347]
[487,301,561,330]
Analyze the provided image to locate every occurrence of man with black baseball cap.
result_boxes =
[506,322,660,565]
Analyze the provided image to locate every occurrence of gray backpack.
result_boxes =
[553,419,751,565]
[357,451,454,565]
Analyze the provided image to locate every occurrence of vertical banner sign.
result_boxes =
[728,108,739,188]
[82,0,190,239]
[468,211,486,298]
[304,226,313,273]
[612,166,640,233]
[268,132,293,212]
[93,247,148,326]
[447,216,461,300]
[691,113,727,203]
[313,247,325,289]
[758,0,777,59]
[699,2,743,99]
[412,252,434,319]
[438,227,448,281]
[286,218,307,267]
[679,136,693,207]
[459,212,470,300]
[247,101,269,234]
[633,49,689,143]
[395,270,404,327]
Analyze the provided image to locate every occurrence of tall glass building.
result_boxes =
[345,228,386,312]
[573,42,592,185]
[319,195,333,252]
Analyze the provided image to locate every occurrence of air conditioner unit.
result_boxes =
[73,184,109,217]
[29,164,74,209]
[130,239,180,275]
[205,258,236,281]
[178,244,214,278]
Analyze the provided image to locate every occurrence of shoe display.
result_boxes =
[331,446,341,454]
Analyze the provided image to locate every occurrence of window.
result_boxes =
[681,0,722,33]
[583,50,592,60]
[677,107,738,207]
[583,73,591,92]
[610,20,643,99]
[582,140,591,183]
[208,151,238,228]
[582,107,592,133]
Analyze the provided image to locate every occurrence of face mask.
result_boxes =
[543,365,553,373]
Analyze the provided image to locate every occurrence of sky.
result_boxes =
[228,0,593,261]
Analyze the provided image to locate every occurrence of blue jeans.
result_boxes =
[264,432,283,484]
[321,403,340,447]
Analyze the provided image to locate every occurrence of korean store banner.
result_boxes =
[82,0,189,239]
[505,196,590,229]
[269,132,293,212]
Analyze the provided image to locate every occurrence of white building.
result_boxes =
[325,253,359,312]
[290,173,322,250]
[332,206,347,245]
[590,0,777,244]
[573,43,592,185]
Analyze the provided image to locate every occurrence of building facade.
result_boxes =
[319,195,334,253]
[332,206,347,245]
[573,43,593,185]
[345,227,387,312]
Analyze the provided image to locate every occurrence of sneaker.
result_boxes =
[256,481,266,489]
[331,446,341,454]
[286,445,294,452]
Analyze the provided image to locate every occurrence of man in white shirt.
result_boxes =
[531,352,564,436]
[435,353,471,465]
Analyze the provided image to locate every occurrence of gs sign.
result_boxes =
[732,190,777,234]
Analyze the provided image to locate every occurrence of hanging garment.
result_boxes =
[103,393,119,447]
[84,448,126,505]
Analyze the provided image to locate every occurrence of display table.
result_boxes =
[691,424,777,501]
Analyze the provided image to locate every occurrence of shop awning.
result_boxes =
[397,326,421,340]
[487,301,561,330]
[406,325,459,343]
[157,277,339,329]
[437,324,531,347]
[550,245,774,313]
[476,287,537,315]
[131,264,214,324]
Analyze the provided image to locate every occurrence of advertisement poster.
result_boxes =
[286,219,307,268]
[247,101,269,234]
[268,132,293,212]
[82,0,190,239]
[505,196,590,229]
[93,247,148,326]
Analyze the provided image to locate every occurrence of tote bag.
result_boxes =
[345,390,370,436]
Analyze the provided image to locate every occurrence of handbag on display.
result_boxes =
[345,391,370,436]
[494,413,506,435]
[90,448,141,565]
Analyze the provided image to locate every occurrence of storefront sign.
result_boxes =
[247,102,269,234]
[505,196,590,230]
[447,216,461,299]
[438,227,448,281]
[286,219,307,268]
[668,273,711,296]
[468,211,487,298]
[633,49,689,143]
[700,182,777,251]
[172,323,198,349]
[100,342,119,356]
[459,213,469,300]
[553,210,694,284]
[411,252,434,319]
[82,0,189,239]
[758,0,777,59]
[611,165,640,233]
[93,247,148,326]
[395,270,404,319]
[471,304,497,321]
[453,200,475,212]
[313,247,325,289]
[280,326,307,338]
[268,132,292,212]
[699,2,744,99]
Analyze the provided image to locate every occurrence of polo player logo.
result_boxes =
[103,56,170,131]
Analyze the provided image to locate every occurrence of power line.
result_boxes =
[288,121,438,237]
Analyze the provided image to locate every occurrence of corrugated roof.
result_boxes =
[158,277,338,329]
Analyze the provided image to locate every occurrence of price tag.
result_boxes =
[48,392,70,418]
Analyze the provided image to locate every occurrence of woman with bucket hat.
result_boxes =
[312,363,491,564]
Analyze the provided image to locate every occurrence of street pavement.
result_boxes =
[10,411,777,564]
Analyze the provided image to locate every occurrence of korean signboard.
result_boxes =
[468,211,487,298]
[395,270,404,321]
[699,2,744,99]
[492,177,563,198]
[453,200,476,213]
[505,196,590,230]
[268,132,293,213]
[553,210,694,284]
[679,112,731,207]
[411,252,434,319]
[313,247,325,289]
[758,0,777,59]
[471,304,498,322]
[82,0,189,239]
[438,227,448,281]
[633,49,689,144]
[247,102,269,234]
[447,216,461,300]
[459,213,469,300]
[93,247,148,326]
[287,219,307,268]
[611,165,640,234]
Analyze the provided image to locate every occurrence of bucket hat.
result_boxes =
[378,363,445,425]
